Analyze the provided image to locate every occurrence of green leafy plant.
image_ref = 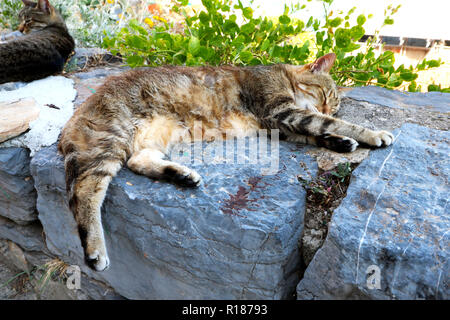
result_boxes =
[104,0,312,67]
[0,0,22,30]
[298,162,353,203]
[0,0,154,47]
[104,0,310,67]
[103,0,447,93]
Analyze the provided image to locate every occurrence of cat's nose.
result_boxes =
[322,103,331,115]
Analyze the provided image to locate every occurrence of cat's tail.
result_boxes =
[59,131,129,271]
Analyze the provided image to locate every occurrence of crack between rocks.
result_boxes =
[239,232,272,299]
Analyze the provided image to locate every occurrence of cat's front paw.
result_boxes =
[317,134,359,153]
[164,165,202,187]
[86,248,110,272]
[367,130,394,147]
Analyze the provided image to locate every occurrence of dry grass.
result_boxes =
[36,258,70,291]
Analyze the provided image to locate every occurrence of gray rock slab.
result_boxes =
[0,147,37,224]
[0,216,46,252]
[345,86,450,113]
[297,123,449,299]
[31,139,317,299]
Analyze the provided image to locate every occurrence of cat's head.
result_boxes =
[289,53,343,116]
[18,0,66,34]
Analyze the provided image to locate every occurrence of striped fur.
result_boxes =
[59,53,394,271]
[0,0,74,84]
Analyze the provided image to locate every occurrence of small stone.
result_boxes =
[0,98,40,143]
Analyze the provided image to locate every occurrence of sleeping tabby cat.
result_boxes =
[59,53,394,271]
[0,0,74,84]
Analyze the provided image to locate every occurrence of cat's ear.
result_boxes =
[21,0,36,7]
[37,0,51,14]
[310,53,336,73]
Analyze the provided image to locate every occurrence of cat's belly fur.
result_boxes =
[133,112,262,154]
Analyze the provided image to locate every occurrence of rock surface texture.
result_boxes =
[297,123,449,299]
[30,141,316,299]
[0,147,36,224]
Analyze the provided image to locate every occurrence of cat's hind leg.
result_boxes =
[127,148,202,187]
[130,116,202,186]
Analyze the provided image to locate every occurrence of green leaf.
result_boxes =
[241,22,255,34]
[199,11,209,24]
[400,71,418,81]
[126,35,148,50]
[357,14,366,26]
[188,36,201,55]
[260,39,270,51]
[329,17,342,27]
[426,60,441,68]
[295,20,305,32]
[298,40,310,60]
[427,84,440,92]
[271,45,283,58]
[232,35,246,46]
[344,43,360,52]
[126,55,144,67]
[239,50,253,63]
[279,15,291,25]
[408,81,418,92]
[350,25,365,40]
[384,18,394,25]
[128,20,148,36]
[249,57,262,65]
[243,7,253,19]
[224,20,239,34]
[316,31,324,45]
[335,28,351,48]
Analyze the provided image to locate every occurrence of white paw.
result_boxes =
[370,130,394,147]
[176,166,202,187]
[188,169,202,185]
[86,249,110,272]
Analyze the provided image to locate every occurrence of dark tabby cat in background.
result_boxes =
[0,0,74,84]
[59,52,394,271]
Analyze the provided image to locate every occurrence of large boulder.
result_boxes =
[297,123,449,299]
[0,147,37,224]
[345,85,450,113]
[30,139,317,299]
[0,216,45,252]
